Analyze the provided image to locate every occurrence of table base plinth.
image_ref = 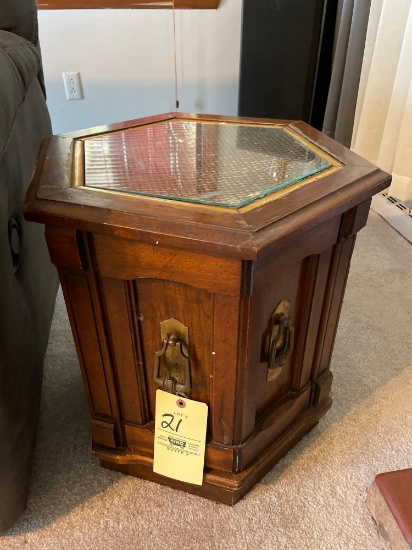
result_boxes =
[96,398,331,505]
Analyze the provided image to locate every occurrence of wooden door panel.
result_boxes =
[208,293,241,446]
[251,262,303,419]
[61,272,113,416]
[99,277,150,426]
[250,234,338,426]
[311,237,356,381]
[295,248,334,389]
[135,279,213,419]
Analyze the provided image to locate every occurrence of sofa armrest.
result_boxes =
[0,31,41,159]
[0,0,46,97]
[0,0,38,45]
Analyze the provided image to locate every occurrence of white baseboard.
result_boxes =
[371,193,412,244]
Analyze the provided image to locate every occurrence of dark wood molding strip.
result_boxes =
[37,0,219,9]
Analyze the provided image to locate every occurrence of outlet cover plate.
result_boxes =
[63,72,84,100]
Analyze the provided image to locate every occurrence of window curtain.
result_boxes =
[322,0,372,148]
[352,0,412,206]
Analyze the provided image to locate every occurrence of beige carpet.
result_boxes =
[3,211,412,549]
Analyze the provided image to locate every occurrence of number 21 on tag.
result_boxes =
[153,389,208,486]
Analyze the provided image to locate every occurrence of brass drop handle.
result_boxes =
[153,334,192,395]
[269,316,293,365]
[267,300,294,382]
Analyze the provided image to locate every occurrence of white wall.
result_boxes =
[38,0,242,134]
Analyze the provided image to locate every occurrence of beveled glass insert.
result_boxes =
[83,120,331,207]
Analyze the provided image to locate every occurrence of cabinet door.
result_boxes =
[100,276,242,472]
[92,234,243,471]
[235,216,341,469]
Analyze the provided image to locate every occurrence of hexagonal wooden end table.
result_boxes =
[24,113,390,504]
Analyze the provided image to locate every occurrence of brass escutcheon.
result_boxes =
[153,318,191,396]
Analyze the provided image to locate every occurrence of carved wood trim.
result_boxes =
[98,277,151,426]
[82,233,125,444]
[292,254,321,392]
[127,281,151,423]
[311,236,356,381]
[118,424,236,471]
[45,227,85,271]
[209,294,240,447]
[60,271,113,415]
[91,418,117,448]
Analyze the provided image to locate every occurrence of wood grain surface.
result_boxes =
[25,114,391,503]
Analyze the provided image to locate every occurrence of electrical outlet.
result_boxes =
[62,72,84,100]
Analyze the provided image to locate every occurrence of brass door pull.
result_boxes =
[153,333,191,395]
[267,300,294,382]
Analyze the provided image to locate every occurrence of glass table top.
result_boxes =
[83,120,332,208]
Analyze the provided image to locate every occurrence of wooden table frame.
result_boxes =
[25,113,391,504]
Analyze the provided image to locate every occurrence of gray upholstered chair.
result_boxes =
[0,0,59,532]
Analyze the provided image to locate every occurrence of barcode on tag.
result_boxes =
[153,389,208,485]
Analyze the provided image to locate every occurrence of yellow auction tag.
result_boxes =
[153,390,208,485]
